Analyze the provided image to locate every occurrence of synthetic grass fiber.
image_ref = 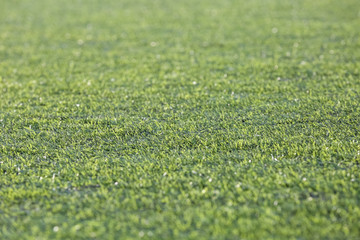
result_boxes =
[0,0,360,239]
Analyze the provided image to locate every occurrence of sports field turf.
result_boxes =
[0,0,359,239]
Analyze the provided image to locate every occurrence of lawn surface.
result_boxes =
[0,0,360,239]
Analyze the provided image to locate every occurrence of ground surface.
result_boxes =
[0,0,360,239]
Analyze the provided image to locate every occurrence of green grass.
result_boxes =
[1,0,360,239]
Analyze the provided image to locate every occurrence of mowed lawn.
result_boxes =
[0,0,359,239]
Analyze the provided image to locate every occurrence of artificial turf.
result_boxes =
[0,0,359,239]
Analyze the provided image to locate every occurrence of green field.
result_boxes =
[1,0,360,239]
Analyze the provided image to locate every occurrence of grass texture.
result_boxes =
[0,0,360,239]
